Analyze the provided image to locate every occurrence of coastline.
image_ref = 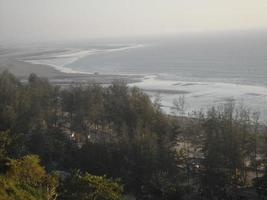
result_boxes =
[1,46,267,121]
[0,53,142,85]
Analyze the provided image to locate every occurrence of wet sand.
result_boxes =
[0,50,142,85]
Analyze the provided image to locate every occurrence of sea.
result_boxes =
[18,32,267,121]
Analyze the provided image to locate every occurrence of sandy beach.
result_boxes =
[0,48,142,85]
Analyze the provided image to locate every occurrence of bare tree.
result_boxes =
[172,94,186,116]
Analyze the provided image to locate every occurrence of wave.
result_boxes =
[130,75,267,120]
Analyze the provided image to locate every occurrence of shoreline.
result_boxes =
[0,54,143,85]
[1,47,267,122]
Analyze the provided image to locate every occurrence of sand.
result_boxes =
[0,50,142,85]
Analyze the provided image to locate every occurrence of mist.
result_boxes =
[1,0,267,43]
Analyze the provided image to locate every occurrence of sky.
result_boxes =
[1,0,267,42]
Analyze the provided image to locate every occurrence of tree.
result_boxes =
[0,70,21,132]
[199,103,259,199]
[0,131,11,160]
[0,155,58,200]
[59,171,124,200]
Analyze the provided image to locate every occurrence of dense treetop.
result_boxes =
[0,70,267,200]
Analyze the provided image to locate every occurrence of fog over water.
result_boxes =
[68,34,267,86]
[68,34,267,119]
[1,0,267,120]
[1,0,267,42]
[16,33,267,120]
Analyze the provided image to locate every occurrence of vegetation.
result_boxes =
[58,171,123,200]
[0,155,58,200]
[0,70,267,199]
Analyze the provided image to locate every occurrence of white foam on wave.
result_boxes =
[129,75,267,121]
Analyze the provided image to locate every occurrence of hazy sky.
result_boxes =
[1,0,267,42]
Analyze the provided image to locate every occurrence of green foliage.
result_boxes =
[148,171,185,200]
[0,71,266,199]
[0,71,21,131]
[0,155,58,200]
[0,130,11,160]
[59,171,124,200]
[200,103,260,198]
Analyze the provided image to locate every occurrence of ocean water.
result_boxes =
[21,34,267,120]
[67,36,267,86]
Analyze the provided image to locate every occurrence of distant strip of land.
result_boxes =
[0,48,142,85]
